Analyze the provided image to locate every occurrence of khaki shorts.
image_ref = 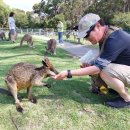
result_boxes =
[102,63,130,87]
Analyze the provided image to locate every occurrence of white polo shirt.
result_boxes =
[8,17,16,30]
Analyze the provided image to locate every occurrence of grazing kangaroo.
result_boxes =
[20,34,33,47]
[4,57,58,112]
[45,39,57,55]
[0,31,6,40]
[65,32,71,39]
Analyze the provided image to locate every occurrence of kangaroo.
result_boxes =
[4,57,58,112]
[45,39,57,55]
[90,75,108,94]
[20,34,33,48]
[0,31,6,40]
[66,32,70,39]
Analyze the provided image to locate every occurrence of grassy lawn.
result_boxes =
[0,35,130,130]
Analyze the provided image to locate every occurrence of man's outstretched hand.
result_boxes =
[51,71,67,80]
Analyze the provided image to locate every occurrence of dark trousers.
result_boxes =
[58,32,63,43]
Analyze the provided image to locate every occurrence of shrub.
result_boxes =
[111,13,130,31]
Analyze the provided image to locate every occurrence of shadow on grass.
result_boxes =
[35,78,119,106]
[0,40,73,61]
[0,53,41,61]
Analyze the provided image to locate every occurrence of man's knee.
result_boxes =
[102,63,130,87]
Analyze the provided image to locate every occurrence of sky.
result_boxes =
[3,0,41,11]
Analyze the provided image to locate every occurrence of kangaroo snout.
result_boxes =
[46,70,56,77]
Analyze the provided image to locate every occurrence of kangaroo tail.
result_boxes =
[0,88,12,96]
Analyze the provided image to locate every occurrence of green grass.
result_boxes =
[0,36,130,130]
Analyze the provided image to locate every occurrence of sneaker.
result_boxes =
[105,97,130,108]
[61,43,64,46]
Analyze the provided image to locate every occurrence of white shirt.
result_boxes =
[8,17,16,30]
[57,21,63,32]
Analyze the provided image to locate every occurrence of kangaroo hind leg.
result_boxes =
[5,76,23,113]
[27,86,37,103]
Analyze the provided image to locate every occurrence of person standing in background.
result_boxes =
[8,12,17,43]
[57,20,64,45]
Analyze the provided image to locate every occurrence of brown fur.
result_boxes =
[90,75,108,94]
[45,39,57,55]
[5,57,58,112]
[0,31,6,40]
[20,34,33,47]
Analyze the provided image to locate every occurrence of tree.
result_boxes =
[85,0,123,24]
[122,0,130,12]
[14,9,29,28]
[0,0,10,28]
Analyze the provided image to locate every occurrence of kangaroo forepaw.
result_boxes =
[44,84,52,88]
[16,106,24,113]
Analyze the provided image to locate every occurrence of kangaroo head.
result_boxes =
[42,57,59,74]
[35,57,58,78]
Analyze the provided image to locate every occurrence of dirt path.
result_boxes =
[59,41,99,58]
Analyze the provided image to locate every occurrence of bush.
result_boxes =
[111,13,130,30]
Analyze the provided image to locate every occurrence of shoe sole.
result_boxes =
[104,98,130,108]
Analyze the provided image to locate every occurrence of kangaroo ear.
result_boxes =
[42,57,52,67]
[42,60,48,67]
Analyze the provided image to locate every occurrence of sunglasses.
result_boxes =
[84,25,95,38]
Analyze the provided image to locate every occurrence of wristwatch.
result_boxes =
[67,70,72,78]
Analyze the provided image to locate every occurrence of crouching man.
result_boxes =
[51,13,130,108]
